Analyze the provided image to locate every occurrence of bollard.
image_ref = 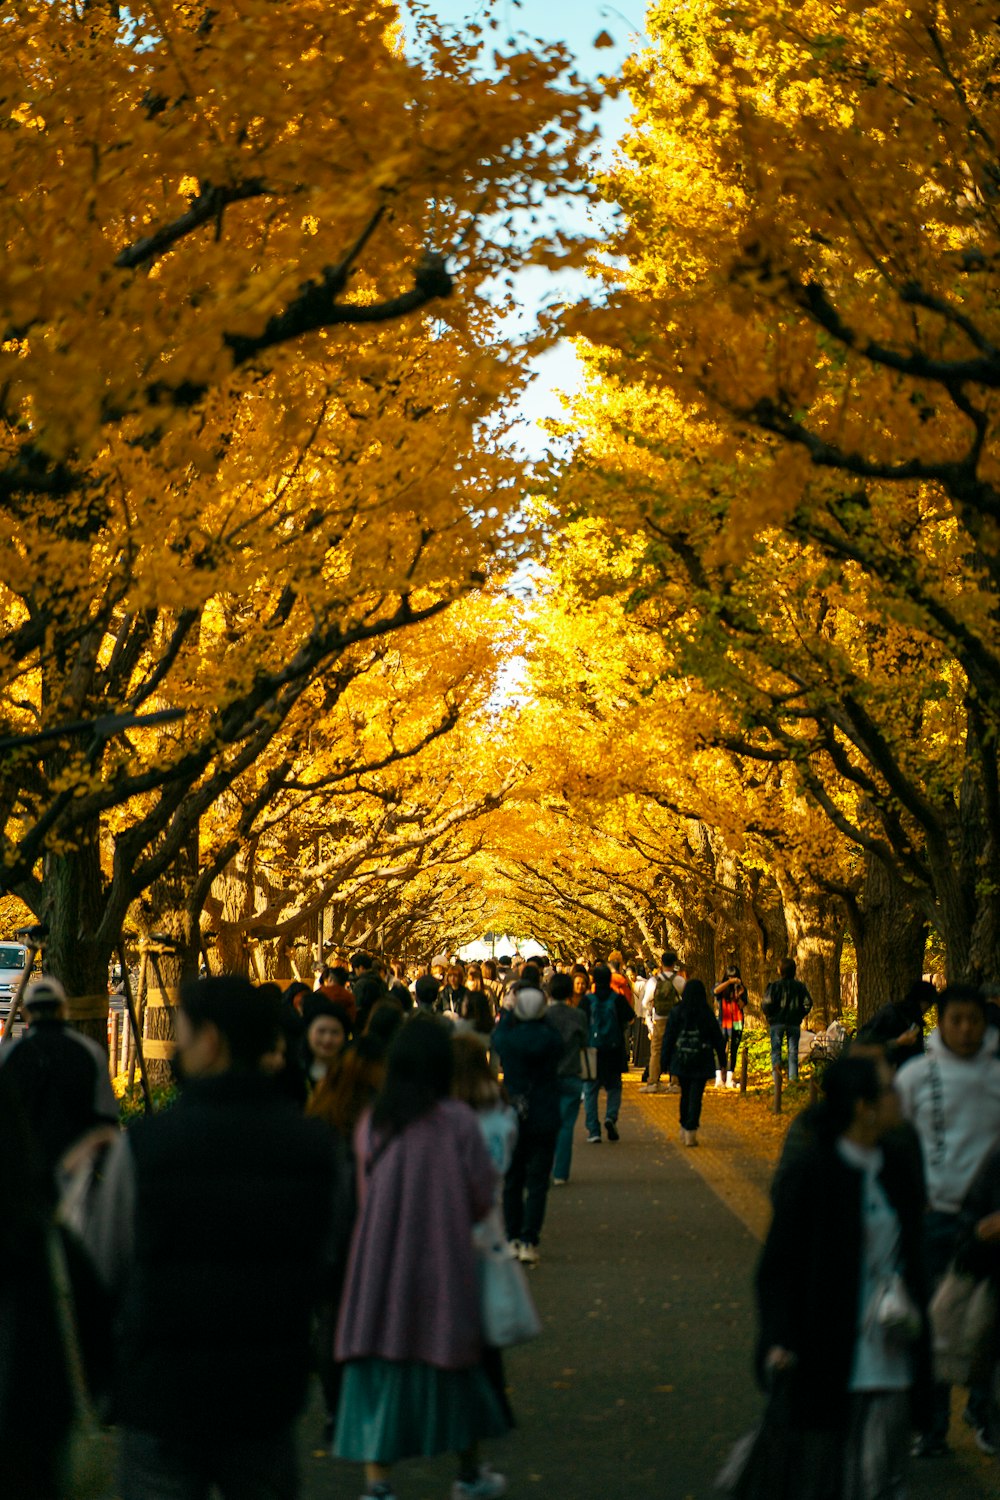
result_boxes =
[108,1011,120,1080]
[773,1066,783,1115]
[740,1045,749,1095]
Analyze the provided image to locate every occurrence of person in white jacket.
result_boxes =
[895,984,1000,1456]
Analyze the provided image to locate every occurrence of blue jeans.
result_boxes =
[553,1077,583,1180]
[584,1077,622,1136]
[769,1024,801,1081]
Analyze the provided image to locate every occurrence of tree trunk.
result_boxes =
[775,872,844,1027]
[679,907,717,988]
[38,828,112,1048]
[854,854,927,1024]
[137,831,201,1086]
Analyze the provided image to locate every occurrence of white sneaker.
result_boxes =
[638,1082,662,1093]
[506,1239,522,1259]
[726,1071,737,1089]
[452,1466,508,1500]
[551,1177,568,1186]
[664,1082,680,1094]
[518,1242,539,1265]
[586,1132,602,1143]
[686,1129,699,1147]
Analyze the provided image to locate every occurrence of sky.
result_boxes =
[414,0,646,456]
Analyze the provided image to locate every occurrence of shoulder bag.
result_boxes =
[929,1265,999,1386]
[477,1208,542,1348]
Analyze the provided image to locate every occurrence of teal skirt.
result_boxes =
[334,1358,510,1463]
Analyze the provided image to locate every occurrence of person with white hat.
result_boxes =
[490,986,562,1265]
[0,975,118,1189]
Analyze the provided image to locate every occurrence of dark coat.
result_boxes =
[579,988,635,1085]
[120,1072,337,1437]
[491,1012,562,1132]
[857,1000,925,1068]
[351,970,388,1027]
[763,978,812,1027]
[661,997,727,1080]
[756,1135,931,1431]
[0,1017,118,1175]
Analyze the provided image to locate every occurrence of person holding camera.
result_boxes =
[713,965,747,1089]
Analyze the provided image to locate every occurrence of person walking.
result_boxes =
[0,976,119,1195]
[713,965,747,1089]
[451,1034,521,1426]
[857,980,937,1070]
[639,951,685,1095]
[460,966,496,1036]
[660,979,726,1146]
[763,958,813,1082]
[300,995,352,1099]
[84,977,339,1500]
[607,950,633,1003]
[491,987,562,1264]
[894,984,1000,1456]
[333,1015,509,1500]
[543,972,589,1186]
[579,964,635,1144]
[440,962,474,1021]
[569,964,590,1007]
[350,953,389,1031]
[756,1054,930,1499]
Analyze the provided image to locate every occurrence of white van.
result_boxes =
[0,941,31,1025]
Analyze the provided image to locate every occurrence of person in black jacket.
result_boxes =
[0,976,119,1195]
[349,952,389,1030]
[856,980,936,1070]
[660,978,726,1146]
[763,958,813,1081]
[491,986,562,1265]
[84,977,340,1500]
[755,1054,930,1499]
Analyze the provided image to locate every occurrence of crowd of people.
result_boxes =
[4,942,1000,1500]
[0,947,652,1500]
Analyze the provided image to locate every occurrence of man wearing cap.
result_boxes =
[0,975,118,1187]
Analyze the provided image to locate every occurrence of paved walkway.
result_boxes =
[303,1077,1000,1500]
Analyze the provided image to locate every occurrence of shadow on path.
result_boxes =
[301,1080,1000,1500]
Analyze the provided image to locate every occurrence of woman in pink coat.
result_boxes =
[334,1015,510,1500]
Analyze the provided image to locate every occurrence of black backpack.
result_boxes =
[672,1014,714,1075]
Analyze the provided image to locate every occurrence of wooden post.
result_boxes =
[108,1010,120,1080]
[740,1044,749,1095]
[121,1006,131,1076]
[119,944,153,1115]
[127,950,148,1090]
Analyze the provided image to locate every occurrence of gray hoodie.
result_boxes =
[895,1026,1000,1213]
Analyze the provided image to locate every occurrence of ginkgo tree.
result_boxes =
[552,0,1000,984]
[0,0,601,1007]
